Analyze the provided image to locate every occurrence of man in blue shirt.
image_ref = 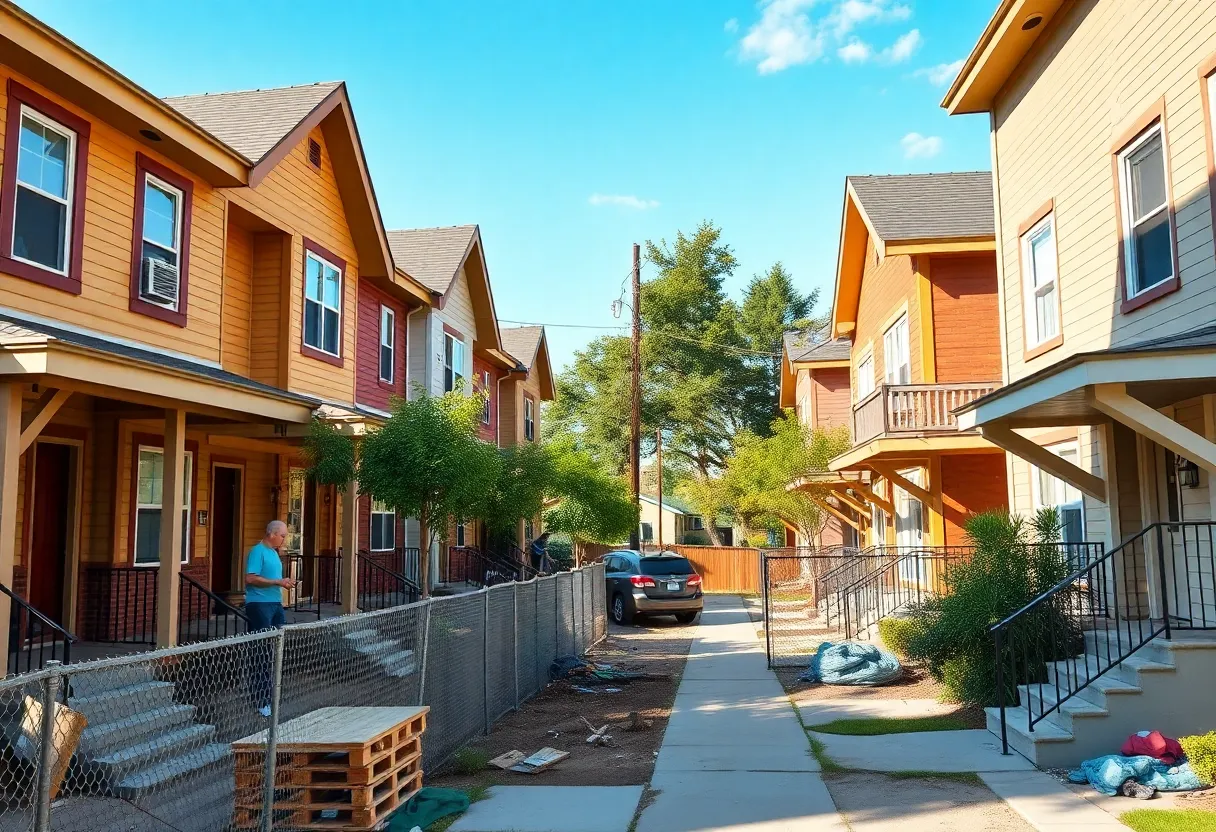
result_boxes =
[245,520,295,716]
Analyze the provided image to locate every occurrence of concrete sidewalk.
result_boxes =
[636,596,847,832]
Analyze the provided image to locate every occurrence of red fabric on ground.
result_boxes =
[1121,731,1184,764]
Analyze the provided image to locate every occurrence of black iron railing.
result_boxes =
[838,545,978,639]
[285,553,343,620]
[177,572,249,644]
[358,550,422,611]
[761,546,867,667]
[991,524,1215,754]
[80,566,158,644]
[495,542,540,580]
[4,583,75,675]
[445,546,516,587]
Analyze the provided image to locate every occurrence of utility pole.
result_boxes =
[628,243,642,550]
[656,428,663,551]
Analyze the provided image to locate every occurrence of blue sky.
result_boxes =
[21,0,996,370]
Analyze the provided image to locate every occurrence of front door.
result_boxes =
[895,468,925,584]
[210,466,242,597]
[29,442,72,621]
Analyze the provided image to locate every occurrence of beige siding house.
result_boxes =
[944,0,1216,766]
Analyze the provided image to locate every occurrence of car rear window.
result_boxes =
[639,557,694,576]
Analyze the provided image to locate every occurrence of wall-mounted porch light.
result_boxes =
[1176,456,1201,489]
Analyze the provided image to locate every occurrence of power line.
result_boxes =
[498,318,783,358]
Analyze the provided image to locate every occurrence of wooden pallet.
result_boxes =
[233,769,422,830]
[233,707,427,770]
[235,736,422,788]
[236,748,421,809]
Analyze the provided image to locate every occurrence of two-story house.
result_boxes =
[497,325,556,549]
[825,173,1010,551]
[942,0,1216,765]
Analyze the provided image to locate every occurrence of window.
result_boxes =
[12,106,76,275]
[856,353,875,399]
[480,370,492,424]
[134,446,192,565]
[524,518,534,542]
[370,499,395,551]
[1034,441,1086,550]
[689,516,704,531]
[524,397,535,441]
[303,247,342,358]
[1117,124,1174,299]
[640,522,654,543]
[379,306,395,383]
[1021,213,1059,348]
[883,315,910,385]
[456,522,466,547]
[129,155,193,324]
[443,333,466,393]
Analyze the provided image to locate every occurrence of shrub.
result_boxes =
[1181,732,1216,785]
[449,745,491,775]
[903,508,1078,707]
[878,616,919,657]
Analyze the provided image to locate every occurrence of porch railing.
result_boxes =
[991,523,1216,754]
[177,572,249,644]
[3,583,75,675]
[444,546,516,587]
[357,550,422,612]
[285,552,343,621]
[838,545,978,639]
[80,566,157,644]
[852,382,998,445]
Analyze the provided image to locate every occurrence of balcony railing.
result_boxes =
[852,382,998,445]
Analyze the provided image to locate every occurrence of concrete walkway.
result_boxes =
[635,596,847,831]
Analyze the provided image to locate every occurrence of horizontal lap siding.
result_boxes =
[0,67,224,362]
[222,221,253,377]
[355,281,407,411]
[940,454,1009,545]
[472,355,498,444]
[795,370,812,426]
[811,367,852,430]
[930,255,1002,383]
[853,240,921,387]
[499,378,522,446]
[248,233,283,387]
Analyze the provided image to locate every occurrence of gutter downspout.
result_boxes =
[405,304,426,400]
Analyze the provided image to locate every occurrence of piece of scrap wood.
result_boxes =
[509,747,569,774]
[488,750,527,770]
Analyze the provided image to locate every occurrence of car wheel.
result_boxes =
[675,611,699,625]
[611,594,632,625]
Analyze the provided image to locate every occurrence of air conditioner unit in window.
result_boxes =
[141,257,179,306]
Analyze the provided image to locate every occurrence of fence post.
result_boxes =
[33,661,61,832]
[417,599,433,707]
[483,589,491,735]
[260,632,285,832]
[513,583,520,709]
[571,572,579,654]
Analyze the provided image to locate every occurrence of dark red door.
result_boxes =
[29,443,71,621]
[211,466,241,594]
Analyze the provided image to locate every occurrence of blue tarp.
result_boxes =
[1068,755,1203,796]
[798,642,902,686]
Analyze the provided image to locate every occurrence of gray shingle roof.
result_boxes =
[386,226,478,295]
[848,172,994,242]
[499,326,544,369]
[783,328,851,363]
[0,314,317,405]
[163,82,341,163]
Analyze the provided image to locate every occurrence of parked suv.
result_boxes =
[603,550,703,625]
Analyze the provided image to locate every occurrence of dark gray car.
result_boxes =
[603,550,703,625]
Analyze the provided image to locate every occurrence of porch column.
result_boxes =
[926,456,946,547]
[341,481,359,613]
[156,409,186,648]
[0,384,22,678]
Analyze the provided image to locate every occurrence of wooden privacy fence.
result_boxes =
[572,542,766,593]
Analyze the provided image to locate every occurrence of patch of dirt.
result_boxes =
[428,617,692,788]
[824,772,1034,831]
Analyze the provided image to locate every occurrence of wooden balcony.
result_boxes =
[852,382,999,445]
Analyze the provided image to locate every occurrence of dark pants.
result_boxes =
[246,602,285,708]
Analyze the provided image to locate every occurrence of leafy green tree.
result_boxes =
[544,443,638,550]
[480,442,555,539]
[737,263,821,420]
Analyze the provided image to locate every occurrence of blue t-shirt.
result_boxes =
[245,542,284,603]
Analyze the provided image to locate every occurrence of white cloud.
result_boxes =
[724,17,739,33]
[588,193,660,211]
[901,132,942,159]
[914,58,965,86]
[882,28,921,62]
[837,39,872,63]
[829,0,910,38]
[739,0,825,75]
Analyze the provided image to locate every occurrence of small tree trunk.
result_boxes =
[704,523,724,547]
[418,513,431,599]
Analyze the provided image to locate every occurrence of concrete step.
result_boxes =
[985,705,1076,768]
[113,742,231,800]
[1041,667,1141,708]
[379,649,417,677]
[80,704,197,754]
[85,723,217,784]
[1020,684,1107,732]
[67,666,158,698]
[69,680,178,725]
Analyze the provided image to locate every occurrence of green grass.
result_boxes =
[448,746,492,776]
[1121,809,1216,832]
[808,735,847,774]
[807,716,967,736]
[885,771,982,785]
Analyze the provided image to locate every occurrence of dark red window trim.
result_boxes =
[126,433,201,566]
[377,303,395,388]
[0,79,91,295]
[129,153,193,326]
[300,237,346,367]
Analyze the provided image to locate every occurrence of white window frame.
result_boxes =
[1020,213,1059,348]
[139,173,184,309]
[480,369,492,425]
[379,305,395,383]
[856,351,875,401]
[370,499,395,552]
[443,332,466,394]
[12,105,77,276]
[524,396,535,441]
[304,250,343,357]
[883,315,910,385]
[1117,123,1175,300]
[1032,440,1087,544]
[134,446,193,566]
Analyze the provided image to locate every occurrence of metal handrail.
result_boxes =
[285,553,343,620]
[178,572,249,644]
[3,583,76,675]
[838,546,976,639]
[358,551,422,611]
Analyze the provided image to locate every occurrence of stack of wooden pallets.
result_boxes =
[232,706,429,830]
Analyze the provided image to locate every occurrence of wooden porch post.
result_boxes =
[156,409,186,648]
[341,481,359,613]
[0,384,23,677]
[926,455,946,546]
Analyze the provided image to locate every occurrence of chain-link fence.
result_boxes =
[0,564,606,832]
